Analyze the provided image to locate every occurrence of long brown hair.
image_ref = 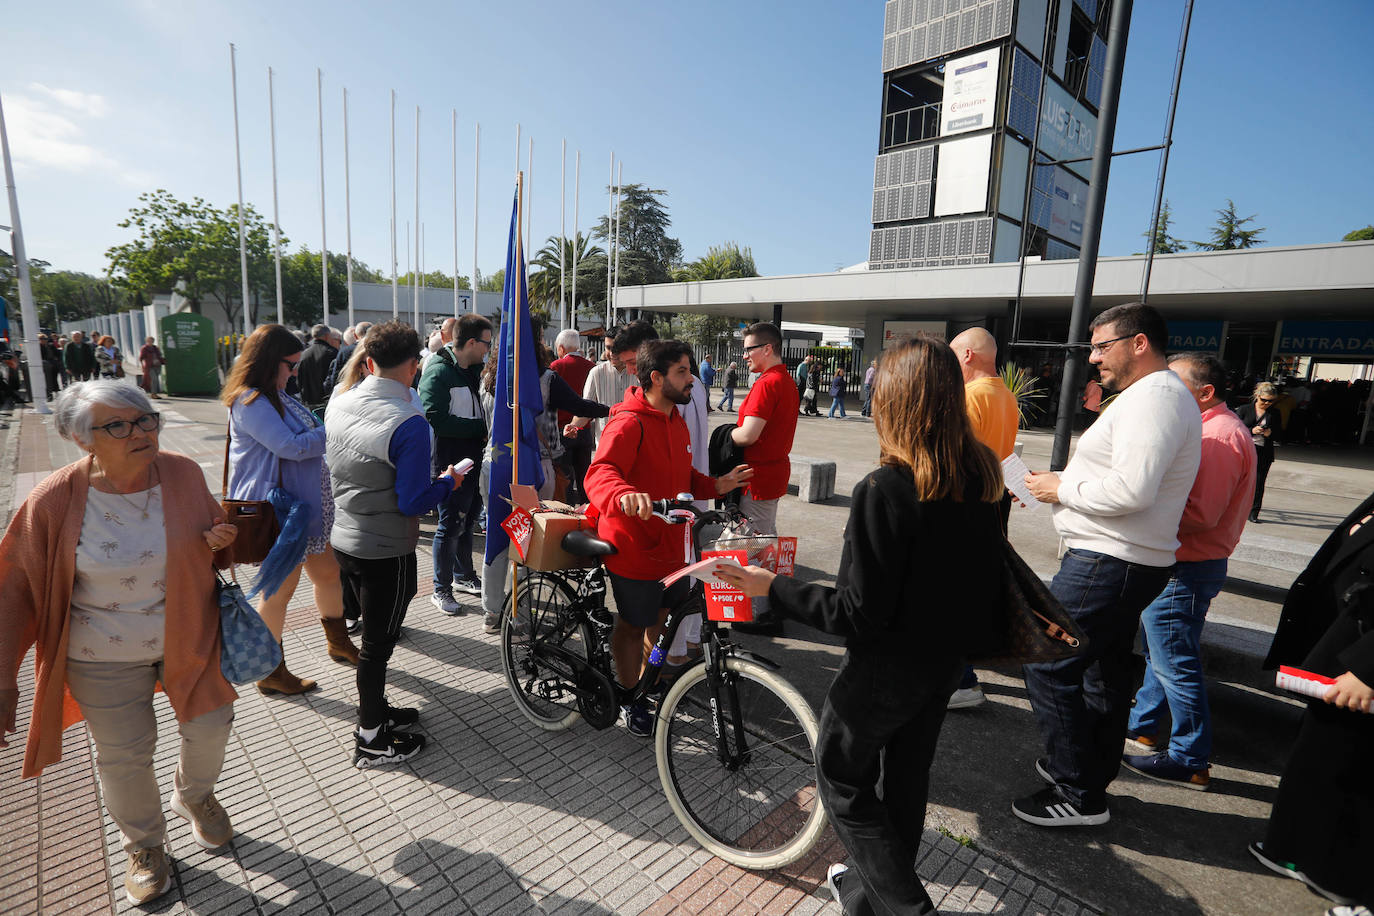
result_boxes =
[220,324,305,416]
[873,333,1003,502]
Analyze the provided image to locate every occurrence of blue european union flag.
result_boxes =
[485,184,545,566]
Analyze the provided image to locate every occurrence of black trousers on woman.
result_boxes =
[1252,448,1274,515]
[817,649,963,916]
[334,549,418,730]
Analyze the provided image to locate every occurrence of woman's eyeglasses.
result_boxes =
[93,412,162,439]
[281,358,302,373]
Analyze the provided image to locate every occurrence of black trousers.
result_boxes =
[1253,449,1273,513]
[1264,700,1374,903]
[817,650,962,916]
[335,549,418,730]
[560,440,594,505]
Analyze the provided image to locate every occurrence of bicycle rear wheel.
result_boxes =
[500,572,586,731]
[655,658,825,869]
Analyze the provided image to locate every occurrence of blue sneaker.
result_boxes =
[621,701,653,738]
[1122,751,1210,791]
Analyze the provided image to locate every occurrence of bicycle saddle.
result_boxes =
[562,529,617,557]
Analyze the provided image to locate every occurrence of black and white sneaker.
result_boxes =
[453,576,482,597]
[1012,786,1109,827]
[353,725,426,769]
[825,863,849,906]
[385,705,420,728]
[1035,757,1055,785]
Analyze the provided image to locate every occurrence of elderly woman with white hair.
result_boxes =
[0,380,240,906]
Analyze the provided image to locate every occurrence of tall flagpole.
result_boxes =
[559,138,566,330]
[317,68,329,326]
[605,152,614,332]
[452,109,459,318]
[414,105,421,329]
[526,137,533,257]
[571,149,580,331]
[509,168,526,639]
[405,221,411,325]
[0,90,50,414]
[268,67,284,324]
[613,161,623,324]
[230,44,251,339]
[472,123,480,312]
[390,89,398,318]
[343,87,354,328]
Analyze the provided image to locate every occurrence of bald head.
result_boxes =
[439,317,459,343]
[948,327,998,381]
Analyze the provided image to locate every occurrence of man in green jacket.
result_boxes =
[418,313,492,613]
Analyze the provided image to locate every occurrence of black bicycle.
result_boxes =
[499,496,825,869]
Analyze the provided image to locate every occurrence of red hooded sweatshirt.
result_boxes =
[584,387,717,580]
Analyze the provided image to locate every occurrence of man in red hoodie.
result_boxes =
[585,339,753,737]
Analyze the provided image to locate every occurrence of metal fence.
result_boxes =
[690,341,864,395]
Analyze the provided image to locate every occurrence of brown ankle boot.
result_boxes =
[320,617,360,666]
[256,648,318,696]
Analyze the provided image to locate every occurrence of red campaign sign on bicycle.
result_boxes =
[762,537,797,577]
[501,507,535,562]
[701,550,753,623]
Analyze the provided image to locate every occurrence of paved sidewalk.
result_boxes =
[1,400,1101,915]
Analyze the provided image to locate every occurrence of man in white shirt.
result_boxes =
[1014,303,1201,829]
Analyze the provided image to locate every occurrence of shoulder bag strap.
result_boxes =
[221,418,231,501]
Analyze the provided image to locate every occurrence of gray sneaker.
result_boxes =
[483,612,501,634]
[125,846,172,906]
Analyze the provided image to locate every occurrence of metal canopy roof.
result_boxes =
[613,241,1374,326]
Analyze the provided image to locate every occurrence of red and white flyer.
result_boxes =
[501,507,535,562]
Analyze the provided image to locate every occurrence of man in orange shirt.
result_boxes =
[947,327,1019,708]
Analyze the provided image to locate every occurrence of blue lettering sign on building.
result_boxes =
[1167,320,1224,353]
[1276,321,1374,357]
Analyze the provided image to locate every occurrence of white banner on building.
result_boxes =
[941,48,1000,136]
[934,134,993,217]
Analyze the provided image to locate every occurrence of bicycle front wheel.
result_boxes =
[655,658,825,870]
[500,572,585,731]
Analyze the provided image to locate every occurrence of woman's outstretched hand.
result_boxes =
[715,563,776,598]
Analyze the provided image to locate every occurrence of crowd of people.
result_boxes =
[0,304,1370,914]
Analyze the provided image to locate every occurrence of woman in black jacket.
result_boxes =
[720,333,1005,915]
[1250,491,1374,911]
[1235,382,1282,522]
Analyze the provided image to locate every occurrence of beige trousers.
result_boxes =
[65,659,234,854]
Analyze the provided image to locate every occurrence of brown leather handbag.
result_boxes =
[219,422,279,565]
[968,540,1088,667]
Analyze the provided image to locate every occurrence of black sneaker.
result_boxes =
[385,705,420,728]
[453,576,482,597]
[1011,785,1109,827]
[1248,841,1360,905]
[345,616,363,636]
[621,701,653,738]
[353,725,426,769]
[1035,757,1055,785]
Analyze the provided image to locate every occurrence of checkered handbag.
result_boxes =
[216,571,282,684]
[967,539,1089,667]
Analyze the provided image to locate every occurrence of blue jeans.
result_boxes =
[1127,558,1227,770]
[829,396,847,418]
[716,387,734,410]
[432,443,483,592]
[1023,548,1172,809]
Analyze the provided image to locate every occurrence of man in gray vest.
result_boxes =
[326,321,468,768]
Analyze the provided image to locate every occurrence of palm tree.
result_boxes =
[529,232,604,311]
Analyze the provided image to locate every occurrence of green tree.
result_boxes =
[105,190,278,330]
[529,232,605,312]
[668,242,759,348]
[1143,200,1187,254]
[593,184,683,292]
[1342,225,1374,241]
[478,269,504,292]
[1195,199,1265,250]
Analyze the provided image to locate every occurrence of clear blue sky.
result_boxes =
[5,0,1372,285]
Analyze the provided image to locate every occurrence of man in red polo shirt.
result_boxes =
[730,321,800,635]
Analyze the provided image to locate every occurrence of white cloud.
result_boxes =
[4,86,149,185]
[27,83,110,118]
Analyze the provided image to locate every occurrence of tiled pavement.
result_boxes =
[1,402,1100,915]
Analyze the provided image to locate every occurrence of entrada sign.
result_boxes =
[1276,321,1374,357]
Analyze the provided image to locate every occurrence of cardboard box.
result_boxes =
[507,486,595,572]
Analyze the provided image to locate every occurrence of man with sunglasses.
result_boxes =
[419,313,493,613]
[728,322,799,635]
[1015,302,1201,829]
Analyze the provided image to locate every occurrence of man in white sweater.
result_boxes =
[1014,303,1202,829]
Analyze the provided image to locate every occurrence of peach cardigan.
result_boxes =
[0,451,237,778]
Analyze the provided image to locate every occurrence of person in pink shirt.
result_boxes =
[1124,353,1257,790]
